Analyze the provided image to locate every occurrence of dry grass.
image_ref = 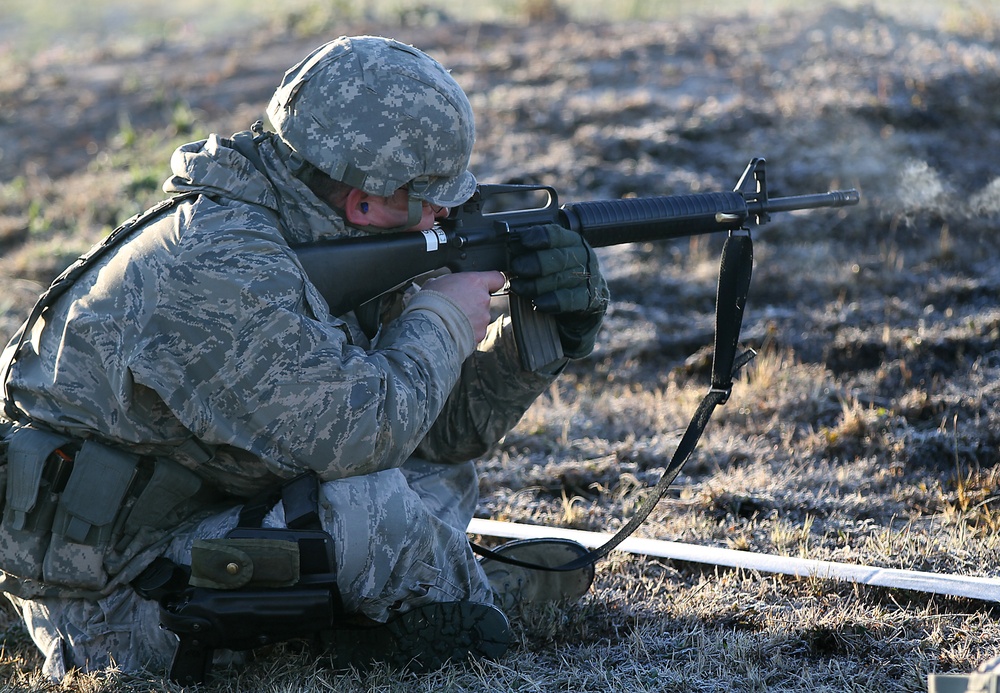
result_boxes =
[1,2,1000,692]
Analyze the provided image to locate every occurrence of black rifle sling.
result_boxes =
[2,192,199,422]
[472,230,757,572]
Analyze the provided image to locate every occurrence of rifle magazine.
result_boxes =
[509,295,565,372]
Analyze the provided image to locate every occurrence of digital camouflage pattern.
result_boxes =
[0,37,560,677]
[267,36,478,207]
[2,132,555,502]
[4,458,489,679]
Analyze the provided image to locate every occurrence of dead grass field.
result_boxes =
[0,2,998,691]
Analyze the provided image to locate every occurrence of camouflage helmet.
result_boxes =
[266,35,477,208]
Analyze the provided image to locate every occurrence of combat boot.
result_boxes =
[479,538,595,612]
[928,654,1000,693]
[322,601,511,672]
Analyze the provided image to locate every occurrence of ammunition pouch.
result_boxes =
[133,474,345,685]
[0,424,205,590]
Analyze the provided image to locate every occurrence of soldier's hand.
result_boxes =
[508,224,609,359]
[422,271,506,343]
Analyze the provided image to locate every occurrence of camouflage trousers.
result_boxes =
[4,458,493,680]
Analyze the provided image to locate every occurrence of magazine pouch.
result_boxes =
[43,440,138,589]
[0,426,73,580]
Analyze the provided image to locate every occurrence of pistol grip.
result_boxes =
[510,294,565,371]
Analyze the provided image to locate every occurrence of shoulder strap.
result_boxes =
[472,229,757,572]
[2,192,199,422]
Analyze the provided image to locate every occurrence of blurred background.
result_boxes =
[2,0,998,57]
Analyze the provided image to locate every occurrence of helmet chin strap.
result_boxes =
[404,195,424,230]
[377,190,425,234]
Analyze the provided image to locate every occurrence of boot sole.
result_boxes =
[325,601,510,672]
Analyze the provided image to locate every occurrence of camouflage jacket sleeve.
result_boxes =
[122,196,476,484]
[414,311,562,463]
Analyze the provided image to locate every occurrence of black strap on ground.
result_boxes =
[472,229,756,572]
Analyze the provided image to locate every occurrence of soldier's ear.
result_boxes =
[344,188,373,226]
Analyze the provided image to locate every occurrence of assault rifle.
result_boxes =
[294,158,859,370]
[150,160,858,685]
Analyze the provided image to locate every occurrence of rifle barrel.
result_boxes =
[756,189,860,214]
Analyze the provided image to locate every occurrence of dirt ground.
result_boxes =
[0,4,998,692]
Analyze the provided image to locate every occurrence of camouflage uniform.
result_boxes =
[0,39,561,678]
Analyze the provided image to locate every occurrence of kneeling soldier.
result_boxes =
[0,35,605,682]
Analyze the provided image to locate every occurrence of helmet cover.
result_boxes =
[267,35,476,207]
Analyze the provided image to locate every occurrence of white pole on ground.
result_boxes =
[467,518,1000,603]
